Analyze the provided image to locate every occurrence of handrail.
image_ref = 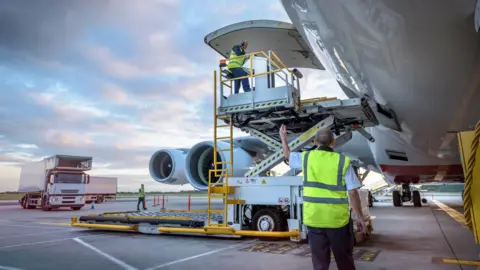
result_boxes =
[220,50,293,84]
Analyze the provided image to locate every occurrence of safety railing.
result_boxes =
[218,50,296,96]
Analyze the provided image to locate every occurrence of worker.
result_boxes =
[227,40,252,94]
[279,124,367,270]
[137,184,147,211]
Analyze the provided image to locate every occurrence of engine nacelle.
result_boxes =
[185,141,256,191]
[149,149,190,185]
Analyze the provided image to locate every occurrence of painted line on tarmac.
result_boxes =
[0,233,108,250]
[432,257,480,266]
[432,200,467,228]
[144,240,257,270]
[73,238,138,270]
[37,222,71,227]
[0,223,73,230]
[0,228,79,239]
[0,265,24,270]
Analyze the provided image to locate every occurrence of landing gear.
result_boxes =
[368,191,374,207]
[392,184,425,207]
[412,190,421,207]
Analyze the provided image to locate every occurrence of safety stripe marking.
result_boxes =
[432,257,480,266]
[432,200,467,228]
[222,100,288,112]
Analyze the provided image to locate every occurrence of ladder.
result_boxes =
[207,70,233,227]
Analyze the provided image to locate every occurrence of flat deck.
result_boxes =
[0,195,478,270]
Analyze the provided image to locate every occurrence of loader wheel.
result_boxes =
[412,190,422,207]
[252,208,287,232]
[393,190,402,207]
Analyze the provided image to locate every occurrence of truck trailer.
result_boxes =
[18,155,92,211]
[85,176,117,204]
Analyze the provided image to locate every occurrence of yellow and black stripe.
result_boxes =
[222,99,288,112]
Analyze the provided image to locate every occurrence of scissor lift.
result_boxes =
[71,50,376,242]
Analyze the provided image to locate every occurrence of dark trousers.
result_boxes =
[307,221,355,270]
[230,67,251,94]
[137,197,146,210]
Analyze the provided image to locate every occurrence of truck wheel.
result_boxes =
[412,190,422,207]
[393,190,402,207]
[42,196,51,211]
[21,196,27,209]
[96,197,104,204]
[252,208,287,232]
[71,207,82,211]
[25,195,35,209]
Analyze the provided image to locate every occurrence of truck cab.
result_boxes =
[44,170,90,210]
[19,155,93,211]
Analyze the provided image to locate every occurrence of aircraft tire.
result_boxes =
[412,190,422,207]
[393,190,402,207]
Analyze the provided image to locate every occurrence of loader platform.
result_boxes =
[71,50,377,243]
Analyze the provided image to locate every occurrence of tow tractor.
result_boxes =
[71,50,380,243]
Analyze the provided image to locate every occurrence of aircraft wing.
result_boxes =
[204,20,325,70]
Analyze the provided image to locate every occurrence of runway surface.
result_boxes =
[0,195,478,270]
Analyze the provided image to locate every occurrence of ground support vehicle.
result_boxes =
[72,50,378,242]
[18,155,92,211]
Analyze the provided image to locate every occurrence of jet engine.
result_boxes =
[148,148,190,185]
[184,141,259,191]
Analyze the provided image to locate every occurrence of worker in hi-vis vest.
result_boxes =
[227,40,252,94]
[137,184,147,211]
[279,124,367,270]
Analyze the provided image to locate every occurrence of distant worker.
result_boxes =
[279,124,367,270]
[227,40,252,94]
[137,184,147,211]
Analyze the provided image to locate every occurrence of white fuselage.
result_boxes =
[281,0,480,184]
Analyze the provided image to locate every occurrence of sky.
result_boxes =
[0,0,383,192]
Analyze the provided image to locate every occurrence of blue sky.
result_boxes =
[0,0,348,192]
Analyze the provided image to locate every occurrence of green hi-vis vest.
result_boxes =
[138,187,145,198]
[227,46,246,69]
[302,150,351,228]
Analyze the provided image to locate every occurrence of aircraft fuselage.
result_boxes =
[282,0,480,184]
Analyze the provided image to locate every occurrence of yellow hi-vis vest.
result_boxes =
[138,187,145,198]
[227,46,246,69]
[302,150,351,228]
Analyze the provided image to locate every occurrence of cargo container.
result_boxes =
[85,176,117,203]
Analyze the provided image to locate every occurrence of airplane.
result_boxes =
[148,0,480,207]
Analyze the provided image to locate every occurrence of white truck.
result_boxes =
[85,176,117,204]
[18,155,92,211]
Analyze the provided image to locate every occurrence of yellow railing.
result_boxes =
[207,70,233,227]
[219,50,294,95]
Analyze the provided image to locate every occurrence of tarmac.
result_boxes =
[0,195,478,270]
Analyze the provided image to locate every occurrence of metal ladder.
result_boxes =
[207,70,233,227]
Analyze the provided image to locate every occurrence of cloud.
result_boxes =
[0,0,346,193]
